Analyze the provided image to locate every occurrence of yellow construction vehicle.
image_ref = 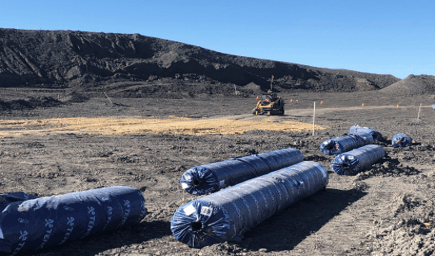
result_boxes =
[252,90,285,115]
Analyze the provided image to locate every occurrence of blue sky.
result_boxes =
[1,0,434,79]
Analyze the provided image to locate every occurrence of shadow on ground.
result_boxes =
[30,220,171,256]
[239,188,367,252]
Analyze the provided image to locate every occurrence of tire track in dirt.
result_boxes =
[216,105,432,121]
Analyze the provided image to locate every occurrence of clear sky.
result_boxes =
[1,0,434,79]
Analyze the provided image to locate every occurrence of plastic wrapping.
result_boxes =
[392,133,412,148]
[0,192,39,212]
[431,104,435,110]
[348,126,382,141]
[171,161,328,248]
[180,148,304,195]
[0,186,147,255]
[330,144,385,175]
[319,133,374,155]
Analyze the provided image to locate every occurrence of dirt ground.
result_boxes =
[1,90,435,256]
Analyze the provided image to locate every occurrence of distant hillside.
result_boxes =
[0,28,400,98]
[381,74,435,96]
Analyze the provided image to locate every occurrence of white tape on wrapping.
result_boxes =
[181,183,190,189]
[0,228,3,239]
[200,206,212,217]
[183,204,196,216]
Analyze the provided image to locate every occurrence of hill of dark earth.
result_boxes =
[0,28,401,98]
[381,74,435,96]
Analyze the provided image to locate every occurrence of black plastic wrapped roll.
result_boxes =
[348,126,382,141]
[330,144,385,175]
[320,133,373,155]
[180,148,304,195]
[392,133,412,148]
[0,186,147,255]
[172,161,328,248]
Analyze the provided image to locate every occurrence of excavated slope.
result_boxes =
[381,74,435,95]
[0,28,400,97]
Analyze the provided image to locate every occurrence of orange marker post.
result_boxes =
[397,104,399,108]
[362,103,365,107]
[320,100,323,105]
[290,99,293,103]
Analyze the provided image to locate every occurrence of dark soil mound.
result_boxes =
[0,96,61,111]
[380,74,435,96]
[0,29,399,98]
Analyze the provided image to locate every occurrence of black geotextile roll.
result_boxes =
[330,144,386,175]
[179,148,304,195]
[348,126,383,141]
[392,133,412,148]
[0,186,147,255]
[171,161,328,248]
[319,133,374,155]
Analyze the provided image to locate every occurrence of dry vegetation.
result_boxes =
[0,116,325,137]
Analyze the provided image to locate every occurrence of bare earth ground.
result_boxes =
[1,90,435,256]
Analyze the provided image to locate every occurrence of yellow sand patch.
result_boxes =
[0,116,325,137]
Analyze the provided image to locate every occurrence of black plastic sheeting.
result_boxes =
[348,126,383,141]
[0,186,147,255]
[330,144,386,175]
[319,133,374,155]
[171,161,328,248]
[180,148,304,195]
[0,192,39,212]
[392,133,412,148]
